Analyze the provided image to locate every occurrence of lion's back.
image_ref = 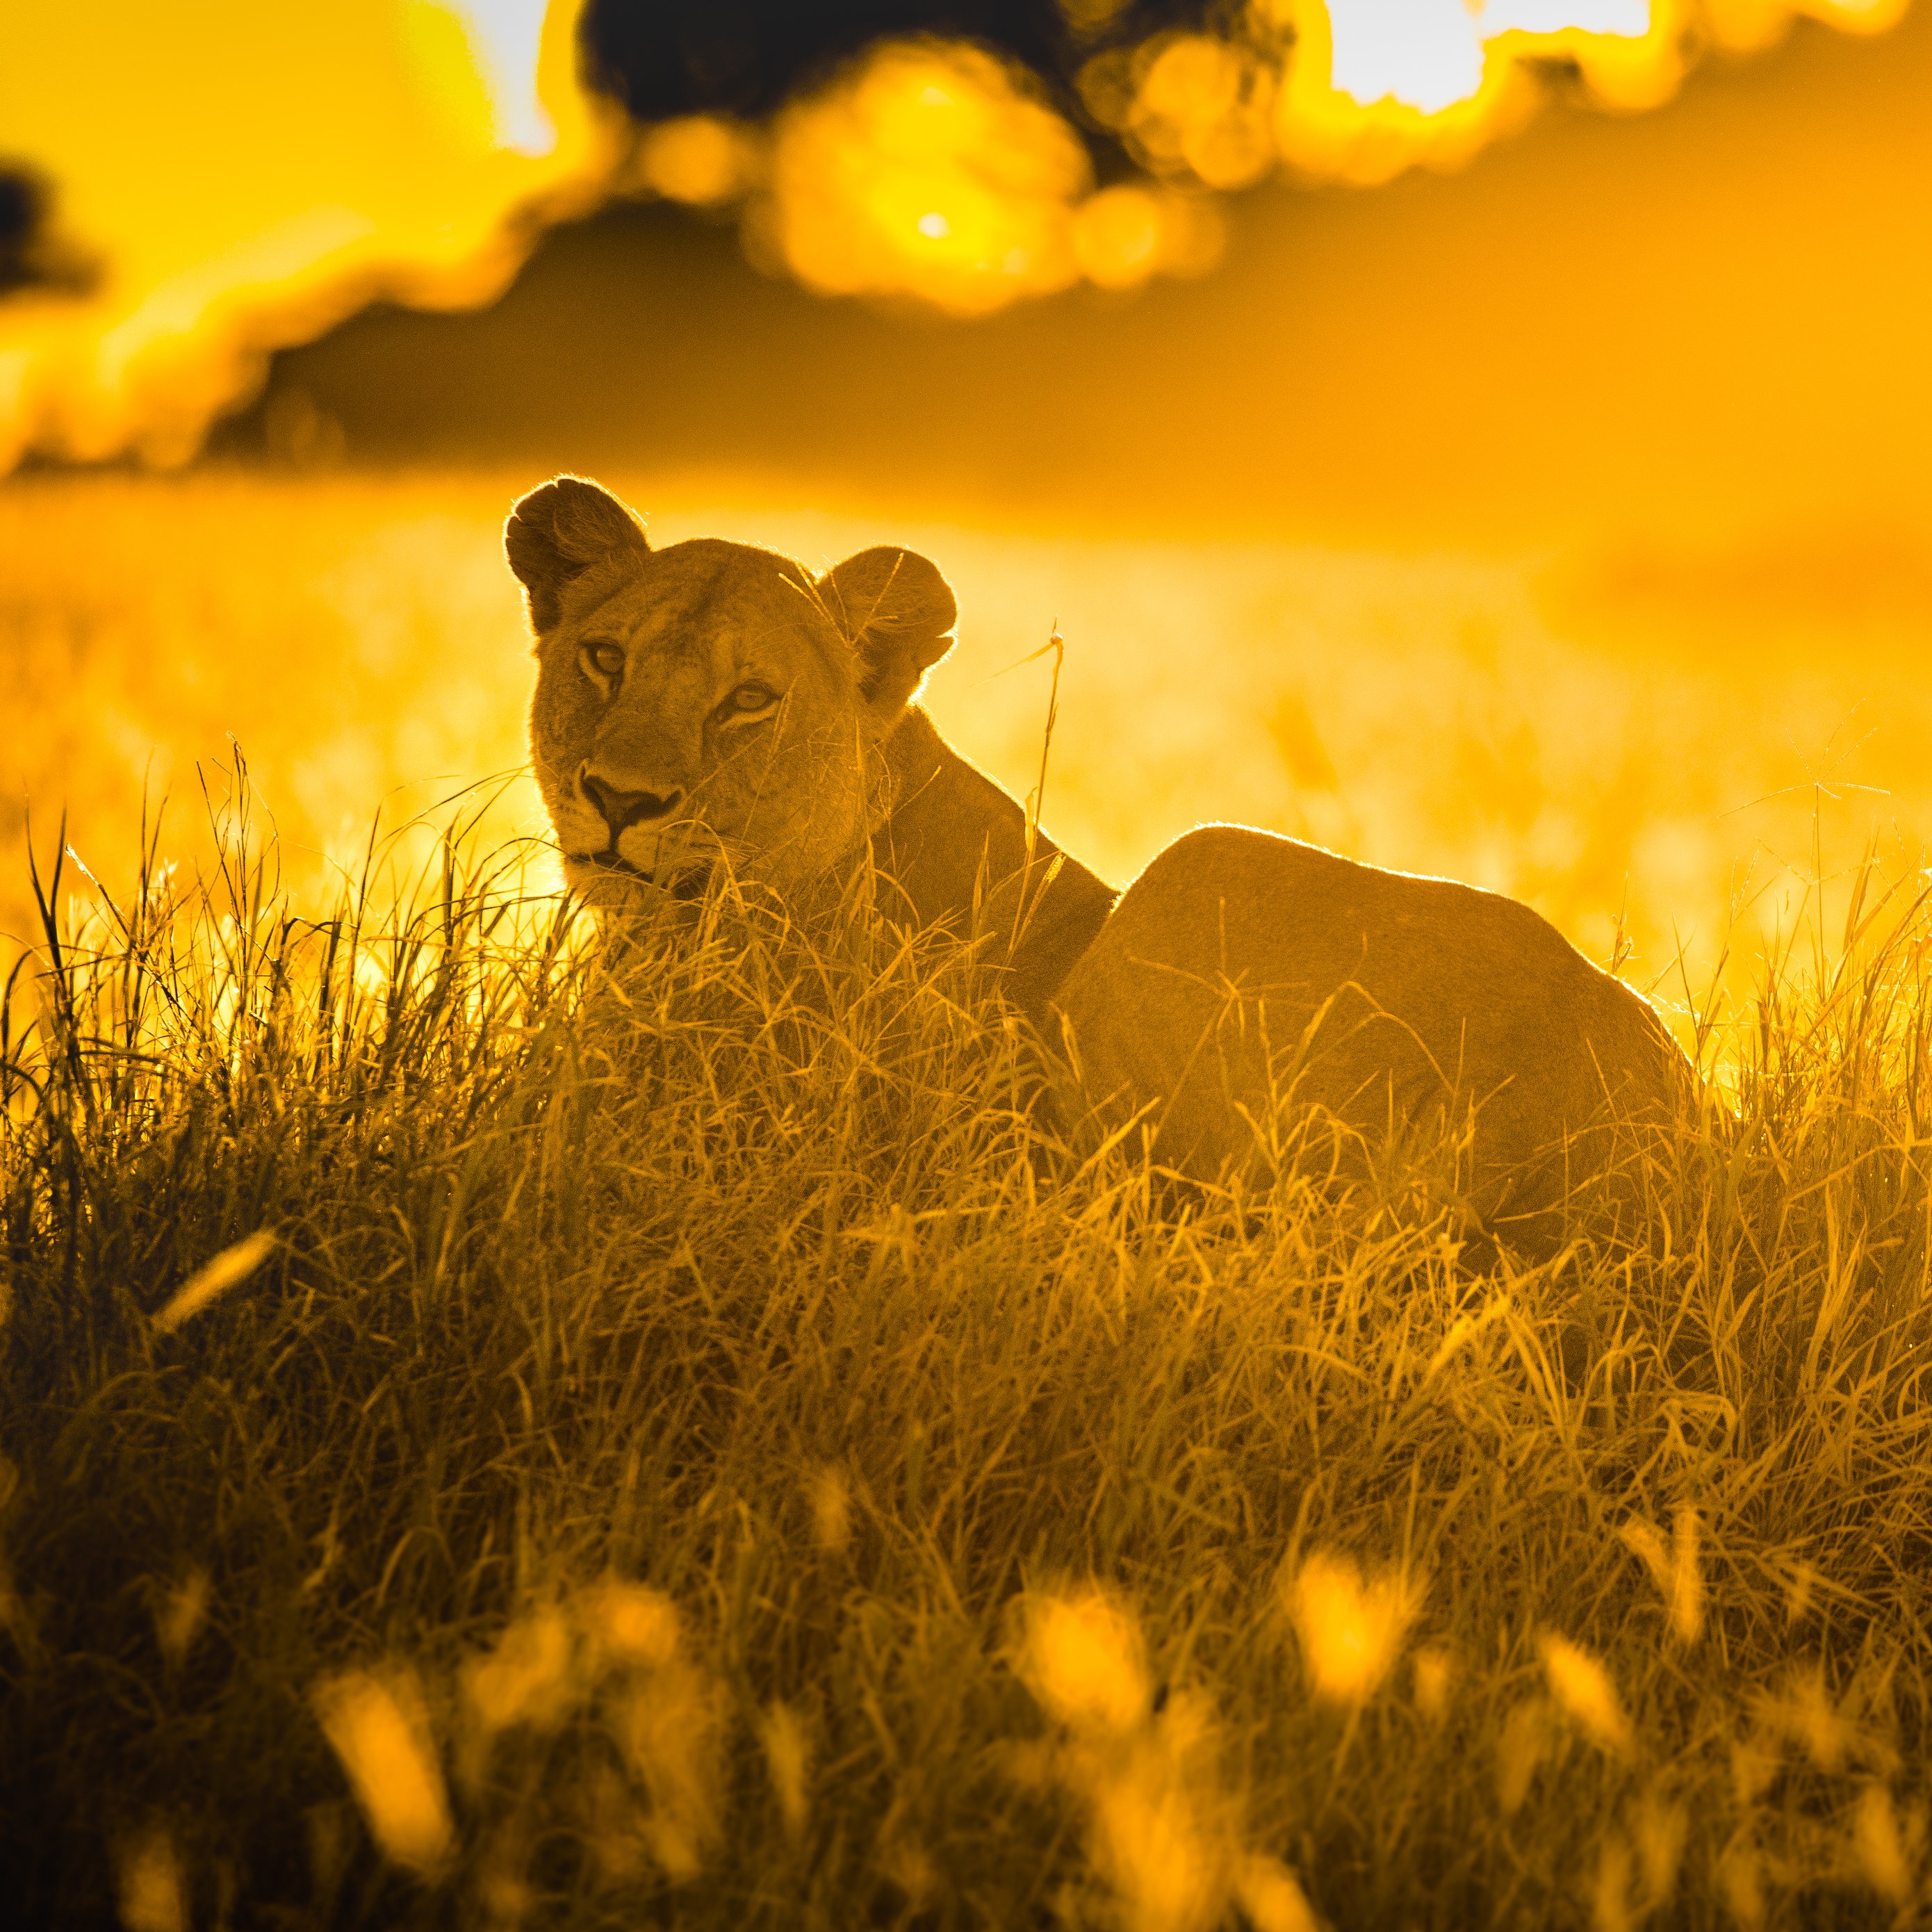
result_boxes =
[1052,824,1694,1242]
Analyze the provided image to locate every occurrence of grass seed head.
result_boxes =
[1020,1589,1151,1737]
[1090,1774,1220,1932]
[644,1812,704,1887]
[1538,1632,1634,1758]
[1411,1645,1454,1721]
[576,1578,680,1673]
[152,1228,277,1334]
[1715,1842,1764,1929]
[152,1565,210,1671]
[1590,1828,1634,1932]
[1668,1509,1705,1642]
[1851,1782,1912,1904]
[311,1666,454,1876]
[583,1764,648,1888]
[1617,1509,1703,1644]
[1758,1662,1851,1774]
[1632,1789,1687,1907]
[461,1604,576,1736]
[1048,1683,1234,1932]
[878,1841,938,1917]
[1497,1697,1557,1816]
[1232,1853,1319,1932]
[1783,1565,1818,1627]
[612,1657,721,1883]
[809,1465,851,1553]
[1618,1518,1669,1594]
[1286,1552,1419,1705]
[116,1824,186,1932]
[1083,1706,1231,1932]
[474,1825,534,1928]
[1728,1733,1776,1806]
[305,1803,351,1898]
[758,1701,811,1838]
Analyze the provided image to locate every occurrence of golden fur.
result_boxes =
[1053,827,1695,1247]
[505,477,1115,1013]
[508,475,1694,1247]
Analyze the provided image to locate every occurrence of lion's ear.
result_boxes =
[817,547,958,723]
[505,476,649,635]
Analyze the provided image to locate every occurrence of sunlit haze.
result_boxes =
[9,7,1932,1924]
[0,1,616,468]
[0,0,1915,464]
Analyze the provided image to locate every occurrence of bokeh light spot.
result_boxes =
[764,40,1091,316]
[632,115,758,206]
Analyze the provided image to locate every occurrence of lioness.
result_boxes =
[506,475,1694,1246]
[505,475,1116,1018]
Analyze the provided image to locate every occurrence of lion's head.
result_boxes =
[506,476,958,906]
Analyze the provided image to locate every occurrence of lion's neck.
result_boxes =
[871,707,1116,1019]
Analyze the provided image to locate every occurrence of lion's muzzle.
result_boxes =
[580,766,687,834]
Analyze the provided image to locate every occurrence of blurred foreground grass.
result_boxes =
[1,759,1931,1929]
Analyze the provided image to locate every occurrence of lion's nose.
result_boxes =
[581,771,685,833]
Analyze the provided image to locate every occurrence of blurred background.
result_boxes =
[3,0,1929,1023]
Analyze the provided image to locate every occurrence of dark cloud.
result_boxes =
[0,164,98,300]
[580,0,1220,126]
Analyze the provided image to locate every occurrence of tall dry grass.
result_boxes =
[6,466,1931,1009]
[2,752,1931,1929]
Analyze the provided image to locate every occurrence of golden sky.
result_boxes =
[193,0,1924,565]
[839,0,1932,548]
[1,0,1925,555]
[0,1,616,467]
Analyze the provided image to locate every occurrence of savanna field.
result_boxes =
[4,469,1932,1930]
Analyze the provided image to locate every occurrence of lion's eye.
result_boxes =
[727,683,778,716]
[582,640,625,680]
